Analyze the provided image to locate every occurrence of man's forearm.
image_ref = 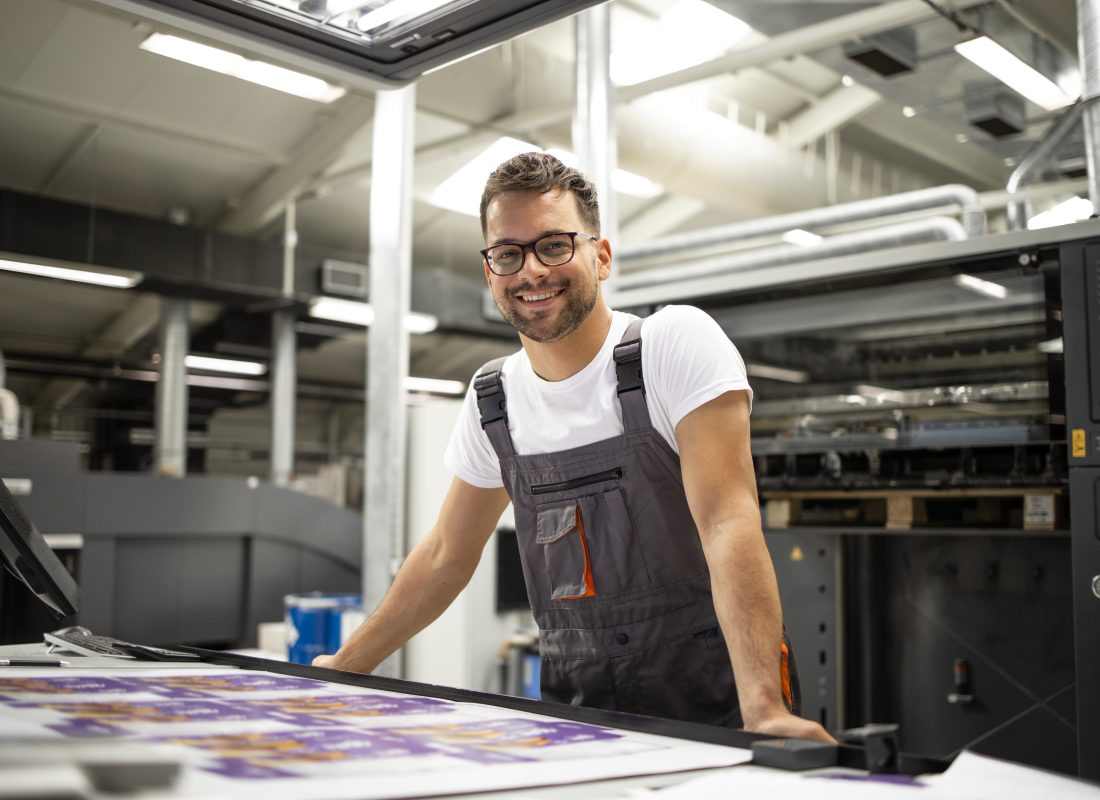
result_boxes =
[327,530,479,673]
[701,514,787,726]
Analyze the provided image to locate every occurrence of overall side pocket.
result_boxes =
[535,501,594,601]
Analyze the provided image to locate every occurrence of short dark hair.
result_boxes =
[479,152,600,238]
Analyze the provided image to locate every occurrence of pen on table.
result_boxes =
[0,658,69,667]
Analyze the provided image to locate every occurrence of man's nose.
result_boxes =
[518,246,549,276]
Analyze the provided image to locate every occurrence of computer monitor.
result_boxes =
[0,479,79,619]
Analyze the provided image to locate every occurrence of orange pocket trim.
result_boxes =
[780,640,793,710]
[558,505,597,600]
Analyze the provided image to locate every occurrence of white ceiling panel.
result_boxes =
[0,99,90,192]
[0,0,70,85]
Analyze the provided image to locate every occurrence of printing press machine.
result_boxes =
[616,220,1100,781]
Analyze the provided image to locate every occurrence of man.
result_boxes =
[316,152,831,742]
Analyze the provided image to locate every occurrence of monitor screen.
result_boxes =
[0,479,79,619]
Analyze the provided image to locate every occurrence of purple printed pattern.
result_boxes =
[242,694,452,725]
[159,718,623,779]
[0,676,134,700]
[10,699,275,737]
[133,674,331,699]
[7,693,451,737]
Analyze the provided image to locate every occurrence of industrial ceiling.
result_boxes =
[0,0,1086,472]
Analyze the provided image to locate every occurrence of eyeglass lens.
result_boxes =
[488,233,576,274]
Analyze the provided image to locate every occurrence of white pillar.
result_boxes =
[364,85,416,678]
[154,298,188,477]
[271,201,298,487]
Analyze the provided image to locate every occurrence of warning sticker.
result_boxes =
[1072,429,1087,458]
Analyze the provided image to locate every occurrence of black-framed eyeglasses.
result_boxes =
[481,232,598,276]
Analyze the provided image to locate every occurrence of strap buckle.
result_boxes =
[613,339,644,396]
[474,371,507,428]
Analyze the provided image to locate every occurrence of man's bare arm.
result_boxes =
[677,390,834,742]
[314,477,510,673]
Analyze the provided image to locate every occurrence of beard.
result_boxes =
[494,261,600,344]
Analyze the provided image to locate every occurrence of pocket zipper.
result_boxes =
[530,467,623,496]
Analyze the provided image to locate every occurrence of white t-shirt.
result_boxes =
[444,305,752,489]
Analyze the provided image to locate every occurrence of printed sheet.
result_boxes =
[0,667,750,799]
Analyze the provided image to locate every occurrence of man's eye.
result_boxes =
[541,241,568,253]
[495,248,520,261]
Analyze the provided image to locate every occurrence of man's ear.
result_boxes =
[597,237,613,282]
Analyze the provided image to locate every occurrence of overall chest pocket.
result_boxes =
[534,487,649,602]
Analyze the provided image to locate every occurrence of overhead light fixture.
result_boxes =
[954,37,1074,111]
[1028,196,1094,229]
[430,136,539,216]
[140,33,346,103]
[746,363,810,384]
[902,105,916,118]
[610,0,751,86]
[0,252,142,289]
[546,149,664,198]
[185,355,267,376]
[1037,337,1063,354]
[781,229,823,247]
[856,384,907,404]
[954,273,1008,300]
[309,297,438,333]
[405,376,466,395]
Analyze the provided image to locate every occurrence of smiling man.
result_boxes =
[316,152,831,742]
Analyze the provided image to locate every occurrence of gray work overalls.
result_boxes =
[474,318,800,726]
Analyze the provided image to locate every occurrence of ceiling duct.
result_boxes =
[966,87,1028,137]
[842,27,919,76]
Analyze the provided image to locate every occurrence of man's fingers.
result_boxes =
[312,654,336,668]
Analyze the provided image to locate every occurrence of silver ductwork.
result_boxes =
[1006,98,1099,229]
[617,184,984,266]
[615,216,967,292]
[1079,0,1100,207]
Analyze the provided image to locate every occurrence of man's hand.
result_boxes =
[747,710,836,743]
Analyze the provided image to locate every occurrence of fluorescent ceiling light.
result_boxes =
[405,376,466,395]
[1037,337,1063,354]
[355,0,443,33]
[856,384,907,404]
[309,297,438,333]
[1028,196,1093,229]
[954,36,1074,111]
[546,149,664,199]
[781,229,823,246]
[954,273,1008,300]
[746,362,810,384]
[140,33,345,103]
[0,252,142,288]
[611,0,751,86]
[431,136,539,216]
[185,355,267,376]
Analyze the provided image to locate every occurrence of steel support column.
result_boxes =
[1079,0,1100,208]
[364,85,416,679]
[270,201,298,487]
[574,4,617,291]
[154,298,188,477]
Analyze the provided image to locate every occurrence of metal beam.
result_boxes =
[783,84,883,149]
[217,94,374,235]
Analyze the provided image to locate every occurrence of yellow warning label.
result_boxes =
[790,546,804,562]
[1072,428,1087,458]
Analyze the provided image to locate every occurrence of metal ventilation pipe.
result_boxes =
[615,216,967,292]
[0,350,17,440]
[1079,0,1100,207]
[1006,98,1098,229]
[617,184,984,266]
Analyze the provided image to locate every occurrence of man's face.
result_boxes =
[483,189,608,344]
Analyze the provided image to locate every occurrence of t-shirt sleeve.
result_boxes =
[443,379,506,489]
[644,305,753,429]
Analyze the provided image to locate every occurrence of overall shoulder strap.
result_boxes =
[613,318,650,431]
[473,357,515,459]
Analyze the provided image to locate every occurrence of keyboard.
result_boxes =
[44,630,201,661]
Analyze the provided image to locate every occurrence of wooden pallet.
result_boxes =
[763,487,1064,532]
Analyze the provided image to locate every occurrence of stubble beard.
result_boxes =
[496,261,600,344]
